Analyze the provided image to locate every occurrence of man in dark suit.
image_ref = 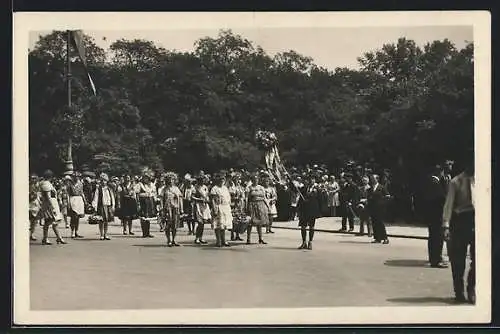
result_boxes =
[367,174,390,244]
[425,164,450,268]
[338,173,357,232]
[297,174,321,250]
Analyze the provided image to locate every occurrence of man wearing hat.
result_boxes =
[424,164,450,268]
[338,173,357,232]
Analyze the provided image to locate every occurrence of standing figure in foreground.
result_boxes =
[297,174,321,250]
[92,173,115,240]
[162,172,183,247]
[442,155,475,304]
[367,174,390,244]
[246,172,270,245]
[191,175,211,244]
[210,172,233,247]
[39,170,66,245]
[68,172,86,239]
[137,174,156,238]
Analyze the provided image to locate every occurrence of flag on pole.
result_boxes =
[70,30,97,95]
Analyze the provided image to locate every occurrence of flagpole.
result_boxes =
[65,30,74,174]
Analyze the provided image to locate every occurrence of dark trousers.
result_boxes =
[371,210,387,241]
[449,211,475,297]
[341,204,354,230]
[140,219,151,237]
[428,223,445,265]
[427,204,445,265]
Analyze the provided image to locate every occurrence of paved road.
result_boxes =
[30,217,457,310]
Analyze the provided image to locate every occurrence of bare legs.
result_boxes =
[42,219,65,244]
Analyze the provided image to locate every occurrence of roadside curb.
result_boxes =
[272,226,428,240]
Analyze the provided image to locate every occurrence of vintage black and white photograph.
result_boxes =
[13,12,491,325]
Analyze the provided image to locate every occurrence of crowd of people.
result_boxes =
[28,162,394,248]
[28,157,475,304]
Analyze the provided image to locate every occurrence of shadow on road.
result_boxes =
[384,259,429,267]
[201,247,249,252]
[387,296,457,305]
[338,240,373,244]
[132,244,168,248]
[268,246,306,252]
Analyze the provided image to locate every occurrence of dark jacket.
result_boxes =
[339,182,358,205]
[367,183,389,216]
[297,184,321,221]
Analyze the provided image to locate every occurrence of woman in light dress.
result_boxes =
[92,173,115,240]
[68,172,86,238]
[191,175,211,244]
[327,175,340,217]
[262,176,277,234]
[246,172,269,245]
[162,172,183,247]
[210,172,232,247]
[39,170,67,245]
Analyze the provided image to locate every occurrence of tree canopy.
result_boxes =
[29,30,474,180]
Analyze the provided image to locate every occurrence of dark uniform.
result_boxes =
[339,176,357,232]
[425,167,450,267]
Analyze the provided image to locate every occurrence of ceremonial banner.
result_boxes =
[70,30,97,95]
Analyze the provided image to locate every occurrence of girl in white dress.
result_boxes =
[210,172,232,247]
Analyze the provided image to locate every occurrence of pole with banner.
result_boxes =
[64,30,74,174]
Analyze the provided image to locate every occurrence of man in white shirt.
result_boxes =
[442,156,475,304]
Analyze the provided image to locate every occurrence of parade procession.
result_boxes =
[26,26,477,311]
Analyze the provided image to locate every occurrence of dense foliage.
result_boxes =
[29,30,474,182]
